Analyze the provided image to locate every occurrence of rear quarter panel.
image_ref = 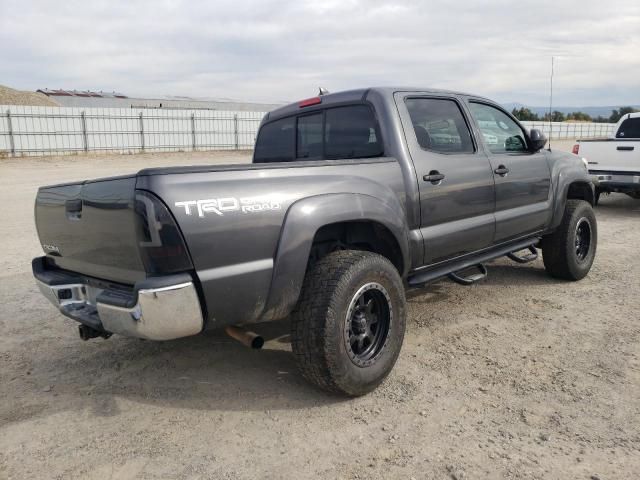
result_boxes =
[136,159,407,328]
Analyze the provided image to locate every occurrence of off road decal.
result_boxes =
[174,196,282,217]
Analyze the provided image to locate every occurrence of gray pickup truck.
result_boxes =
[33,87,597,396]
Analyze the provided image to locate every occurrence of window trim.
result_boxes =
[404,95,477,155]
[467,100,531,155]
[255,101,384,163]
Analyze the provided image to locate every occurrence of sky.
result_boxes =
[1,0,639,107]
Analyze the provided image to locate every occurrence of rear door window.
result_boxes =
[253,117,295,162]
[405,98,474,153]
[616,117,640,138]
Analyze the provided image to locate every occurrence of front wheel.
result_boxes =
[290,250,406,396]
[541,199,597,280]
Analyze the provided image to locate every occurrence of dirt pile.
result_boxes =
[0,84,59,107]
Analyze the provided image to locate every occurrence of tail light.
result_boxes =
[572,144,580,155]
[134,190,193,275]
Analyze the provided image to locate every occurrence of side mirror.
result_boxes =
[528,128,548,152]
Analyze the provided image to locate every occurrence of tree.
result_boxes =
[566,111,592,122]
[511,107,539,121]
[542,111,566,122]
[609,107,639,123]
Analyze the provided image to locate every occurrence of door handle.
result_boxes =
[494,165,509,176]
[617,146,634,151]
[423,171,445,184]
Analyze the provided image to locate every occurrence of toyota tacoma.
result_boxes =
[33,87,598,396]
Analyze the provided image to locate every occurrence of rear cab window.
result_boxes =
[616,117,640,138]
[254,104,383,163]
[254,117,295,162]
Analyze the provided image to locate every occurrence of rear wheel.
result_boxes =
[541,199,597,280]
[290,250,406,396]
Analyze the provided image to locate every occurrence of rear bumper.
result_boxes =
[33,257,204,340]
[590,171,640,191]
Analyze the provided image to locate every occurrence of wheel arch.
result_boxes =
[549,168,595,230]
[259,193,410,322]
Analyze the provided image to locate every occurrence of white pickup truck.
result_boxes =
[574,112,640,203]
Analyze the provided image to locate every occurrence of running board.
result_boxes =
[448,264,487,286]
[408,237,539,287]
[507,246,538,264]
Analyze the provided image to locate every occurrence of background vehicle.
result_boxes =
[574,112,640,202]
[33,87,597,396]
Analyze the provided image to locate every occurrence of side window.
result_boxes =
[253,117,294,163]
[469,103,528,154]
[616,117,640,138]
[297,113,323,159]
[325,105,383,159]
[405,98,474,153]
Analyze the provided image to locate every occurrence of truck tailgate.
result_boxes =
[34,176,146,284]
[580,140,640,172]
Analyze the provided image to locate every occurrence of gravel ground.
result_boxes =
[1,148,638,479]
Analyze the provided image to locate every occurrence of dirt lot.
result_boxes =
[1,148,639,479]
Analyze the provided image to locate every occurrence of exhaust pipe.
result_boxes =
[225,326,264,349]
[78,324,111,341]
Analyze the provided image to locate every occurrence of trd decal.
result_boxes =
[175,196,282,217]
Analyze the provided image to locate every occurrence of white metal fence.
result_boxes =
[0,105,266,157]
[0,105,617,157]
[520,121,616,139]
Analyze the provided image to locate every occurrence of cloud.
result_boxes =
[1,0,638,106]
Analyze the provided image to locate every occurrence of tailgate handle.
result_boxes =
[617,146,634,151]
[65,199,82,219]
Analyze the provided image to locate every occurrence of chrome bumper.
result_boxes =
[36,279,204,341]
[591,173,640,185]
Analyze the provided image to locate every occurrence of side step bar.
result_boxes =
[408,237,540,287]
[448,264,488,286]
[507,246,538,264]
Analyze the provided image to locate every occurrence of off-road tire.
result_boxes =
[290,250,406,396]
[541,199,597,280]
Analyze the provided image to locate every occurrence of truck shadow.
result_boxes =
[7,318,347,424]
[595,192,640,215]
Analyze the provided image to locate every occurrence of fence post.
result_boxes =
[234,114,238,150]
[139,112,145,151]
[191,113,196,151]
[80,111,88,152]
[6,109,15,156]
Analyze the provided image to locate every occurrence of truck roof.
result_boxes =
[265,86,490,122]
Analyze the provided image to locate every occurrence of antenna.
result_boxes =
[548,56,554,151]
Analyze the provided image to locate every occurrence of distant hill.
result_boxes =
[502,103,640,119]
